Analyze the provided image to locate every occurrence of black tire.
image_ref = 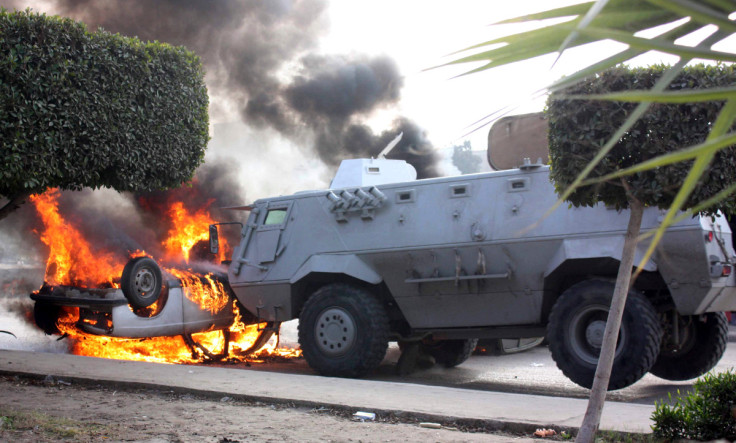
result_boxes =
[121,257,162,309]
[650,312,728,381]
[34,302,60,335]
[425,339,479,367]
[298,283,389,378]
[547,279,662,390]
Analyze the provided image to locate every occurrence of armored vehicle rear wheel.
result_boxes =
[547,280,662,390]
[650,312,728,381]
[121,257,162,309]
[298,283,389,378]
[424,339,479,368]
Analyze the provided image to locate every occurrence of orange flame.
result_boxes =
[163,201,228,263]
[31,188,301,364]
[166,268,230,314]
[56,304,301,364]
[30,189,125,288]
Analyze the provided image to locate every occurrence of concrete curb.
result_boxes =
[0,371,576,438]
[0,349,655,436]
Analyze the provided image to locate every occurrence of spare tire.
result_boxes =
[121,257,162,309]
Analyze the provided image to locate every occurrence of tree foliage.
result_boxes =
[0,9,209,217]
[548,64,736,214]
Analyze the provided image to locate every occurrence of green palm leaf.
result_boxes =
[581,132,736,185]
[448,0,736,214]
[549,20,701,92]
[644,0,736,32]
[578,26,736,62]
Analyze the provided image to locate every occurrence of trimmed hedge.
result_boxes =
[547,64,736,213]
[0,9,209,200]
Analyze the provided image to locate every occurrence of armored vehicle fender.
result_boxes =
[544,237,657,278]
[290,255,382,286]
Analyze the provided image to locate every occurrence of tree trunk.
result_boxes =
[576,199,644,443]
[0,191,32,222]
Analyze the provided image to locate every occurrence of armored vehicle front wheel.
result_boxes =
[547,280,662,390]
[298,283,389,378]
[650,312,728,381]
[424,339,479,368]
[121,257,162,309]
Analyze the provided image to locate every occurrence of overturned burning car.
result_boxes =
[30,258,276,360]
[27,189,279,363]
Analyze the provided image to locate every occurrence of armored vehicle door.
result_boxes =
[237,201,293,281]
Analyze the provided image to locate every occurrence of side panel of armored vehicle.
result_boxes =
[222,160,735,389]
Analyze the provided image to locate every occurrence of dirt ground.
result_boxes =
[0,375,540,443]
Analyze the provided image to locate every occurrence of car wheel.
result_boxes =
[547,279,662,390]
[298,283,389,378]
[121,257,162,309]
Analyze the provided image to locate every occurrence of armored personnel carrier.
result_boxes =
[213,157,735,390]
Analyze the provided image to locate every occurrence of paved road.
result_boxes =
[2,302,735,409]
[242,322,736,406]
[0,348,660,435]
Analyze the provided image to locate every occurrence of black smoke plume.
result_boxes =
[13,0,440,178]
[4,0,442,271]
[0,1,443,341]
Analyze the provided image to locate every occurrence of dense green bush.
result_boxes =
[547,64,736,213]
[0,9,209,212]
[652,369,736,441]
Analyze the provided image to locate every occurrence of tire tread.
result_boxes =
[298,283,389,378]
[547,279,662,390]
[650,312,728,381]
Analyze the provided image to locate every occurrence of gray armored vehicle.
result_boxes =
[214,157,735,390]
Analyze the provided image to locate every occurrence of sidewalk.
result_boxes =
[0,349,655,435]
